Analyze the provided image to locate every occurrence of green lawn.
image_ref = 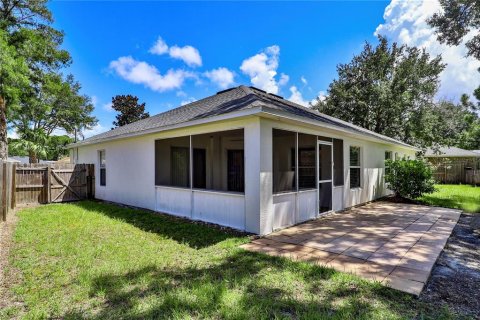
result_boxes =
[418,184,480,213]
[2,201,451,319]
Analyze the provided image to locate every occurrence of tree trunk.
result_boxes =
[0,96,8,160]
[29,151,38,164]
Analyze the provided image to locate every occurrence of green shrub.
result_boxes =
[384,159,436,199]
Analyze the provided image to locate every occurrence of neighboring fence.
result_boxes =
[0,162,16,222]
[1,162,94,221]
[430,159,480,185]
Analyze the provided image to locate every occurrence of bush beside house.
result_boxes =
[385,159,436,199]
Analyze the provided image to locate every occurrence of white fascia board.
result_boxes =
[258,108,419,152]
[68,107,263,149]
[425,155,480,158]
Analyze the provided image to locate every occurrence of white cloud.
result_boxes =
[109,56,194,92]
[204,67,235,89]
[169,45,202,67]
[176,90,187,97]
[180,97,197,106]
[7,130,18,139]
[91,95,98,107]
[240,45,288,94]
[301,76,308,85]
[288,87,328,107]
[149,37,202,67]
[375,0,480,100]
[103,102,113,112]
[279,73,289,86]
[149,37,169,55]
[82,124,106,139]
[288,86,309,106]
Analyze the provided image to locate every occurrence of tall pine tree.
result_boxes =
[111,95,150,127]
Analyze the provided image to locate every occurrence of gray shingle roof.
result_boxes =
[425,147,480,158]
[72,85,414,149]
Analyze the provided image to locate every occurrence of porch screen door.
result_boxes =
[318,142,333,213]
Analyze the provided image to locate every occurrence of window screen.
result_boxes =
[273,129,296,193]
[171,147,190,187]
[191,129,244,192]
[333,139,344,186]
[155,136,190,187]
[350,146,361,188]
[297,133,316,190]
[227,150,244,192]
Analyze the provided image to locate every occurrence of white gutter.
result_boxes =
[258,107,419,151]
[68,107,262,148]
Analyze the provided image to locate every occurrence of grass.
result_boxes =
[418,184,480,213]
[1,201,453,319]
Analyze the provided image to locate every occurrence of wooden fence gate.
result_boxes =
[14,163,94,207]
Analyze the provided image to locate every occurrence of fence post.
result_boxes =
[11,163,16,209]
[2,162,6,222]
[46,164,51,203]
[87,164,94,199]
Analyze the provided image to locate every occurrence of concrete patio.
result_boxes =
[240,201,461,296]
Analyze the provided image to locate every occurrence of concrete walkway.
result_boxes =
[240,202,461,296]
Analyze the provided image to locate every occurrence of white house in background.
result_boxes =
[69,86,417,235]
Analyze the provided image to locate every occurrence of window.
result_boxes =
[171,147,190,187]
[297,133,316,190]
[155,136,190,188]
[333,139,344,186]
[385,151,392,176]
[385,151,392,161]
[155,130,244,192]
[99,150,106,186]
[193,148,206,188]
[191,129,244,192]
[350,146,361,188]
[273,129,296,193]
[395,152,399,160]
[227,150,244,192]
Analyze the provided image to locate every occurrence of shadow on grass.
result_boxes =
[73,200,246,249]
[61,250,412,320]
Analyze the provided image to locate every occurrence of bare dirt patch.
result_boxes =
[0,212,24,317]
[420,214,480,318]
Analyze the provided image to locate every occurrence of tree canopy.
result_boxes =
[0,0,97,162]
[111,95,149,127]
[428,0,480,60]
[312,36,446,148]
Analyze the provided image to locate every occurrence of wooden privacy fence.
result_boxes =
[431,161,480,185]
[1,162,94,221]
[0,162,15,222]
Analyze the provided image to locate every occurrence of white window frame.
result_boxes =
[385,151,392,162]
[98,149,106,187]
[349,146,361,189]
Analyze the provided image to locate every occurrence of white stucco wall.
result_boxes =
[75,116,263,233]
[74,114,416,235]
[258,117,416,234]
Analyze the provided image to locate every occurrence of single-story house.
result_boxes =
[425,147,480,184]
[425,147,480,169]
[69,86,416,235]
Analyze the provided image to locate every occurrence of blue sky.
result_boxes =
[48,1,480,137]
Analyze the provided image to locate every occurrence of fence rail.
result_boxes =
[1,162,94,221]
[431,161,480,185]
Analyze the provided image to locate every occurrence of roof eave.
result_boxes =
[258,107,419,151]
[68,107,263,149]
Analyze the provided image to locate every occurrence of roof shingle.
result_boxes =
[72,85,414,149]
